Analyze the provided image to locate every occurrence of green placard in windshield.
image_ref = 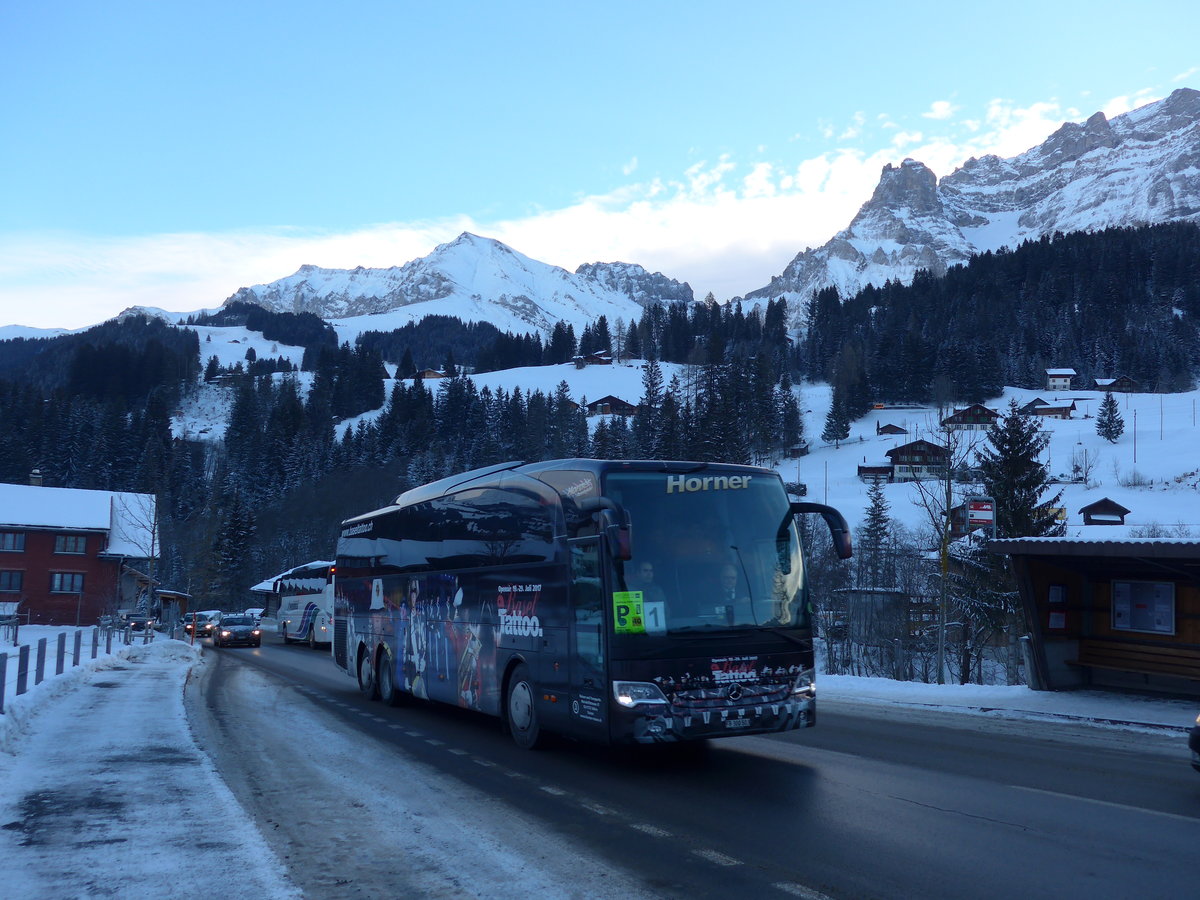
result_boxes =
[612,591,645,634]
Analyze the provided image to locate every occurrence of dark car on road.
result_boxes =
[127,615,154,632]
[183,612,218,639]
[211,614,262,648]
[1190,713,1200,773]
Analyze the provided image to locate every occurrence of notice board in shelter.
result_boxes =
[1111,580,1175,635]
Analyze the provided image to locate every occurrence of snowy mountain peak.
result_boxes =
[224,232,693,338]
[744,87,1200,326]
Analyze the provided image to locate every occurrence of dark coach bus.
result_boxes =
[331,459,851,749]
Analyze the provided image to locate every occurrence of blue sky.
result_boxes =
[2,1,1198,329]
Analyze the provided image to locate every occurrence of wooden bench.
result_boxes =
[1068,639,1200,681]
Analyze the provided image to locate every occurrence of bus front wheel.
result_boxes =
[357,647,379,700]
[506,663,543,750]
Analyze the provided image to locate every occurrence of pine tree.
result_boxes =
[1095,391,1125,443]
[977,399,1064,537]
[857,480,892,588]
[821,396,850,448]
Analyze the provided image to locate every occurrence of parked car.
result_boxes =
[211,614,262,648]
[127,615,154,632]
[1189,713,1200,773]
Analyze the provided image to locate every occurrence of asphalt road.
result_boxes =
[189,640,1200,900]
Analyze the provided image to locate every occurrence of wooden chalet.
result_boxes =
[885,440,950,482]
[875,422,908,436]
[1029,401,1076,420]
[573,352,613,367]
[857,463,894,484]
[1093,375,1139,393]
[585,395,638,417]
[940,403,1000,431]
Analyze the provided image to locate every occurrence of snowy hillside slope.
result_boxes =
[223,232,692,339]
[171,345,1200,544]
[745,88,1200,327]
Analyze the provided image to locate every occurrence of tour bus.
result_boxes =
[276,560,334,648]
[331,459,851,748]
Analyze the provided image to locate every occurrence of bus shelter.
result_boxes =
[990,538,1200,697]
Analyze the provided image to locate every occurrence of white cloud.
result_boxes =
[892,130,924,149]
[1101,89,1160,118]
[839,111,866,140]
[1172,66,1198,83]
[622,156,639,176]
[922,100,958,120]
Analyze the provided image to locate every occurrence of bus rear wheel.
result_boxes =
[357,647,379,700]
[377,651,403,707]
[506,663,543,750]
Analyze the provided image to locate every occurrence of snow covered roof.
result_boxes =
[250,559,333,594]
[0,483,157,557]
[989,537,1200,557]
[1046,368,1077,376]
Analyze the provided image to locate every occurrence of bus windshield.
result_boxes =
[603,470,807,641]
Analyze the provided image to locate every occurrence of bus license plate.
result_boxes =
[725,718,751,729]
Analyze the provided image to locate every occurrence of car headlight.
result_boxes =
[613,681,669,708]
[252,629,261,636]
[220,630,231,638]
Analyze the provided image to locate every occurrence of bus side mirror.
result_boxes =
[599,509,633,561]
[575,497,633,560]
[791,502,853,560]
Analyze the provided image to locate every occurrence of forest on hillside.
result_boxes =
[1,222,1198,623]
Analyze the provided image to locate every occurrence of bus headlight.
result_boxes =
[613,681,669,708]
[792,669,816,698]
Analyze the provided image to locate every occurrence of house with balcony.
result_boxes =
[885,440,950,482]
[940,403,1000,431]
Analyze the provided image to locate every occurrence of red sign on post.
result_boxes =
[967,497,995,536]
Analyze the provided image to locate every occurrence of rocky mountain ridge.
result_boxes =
[743,87,1200,324]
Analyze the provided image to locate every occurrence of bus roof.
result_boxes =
[340,458,781,529]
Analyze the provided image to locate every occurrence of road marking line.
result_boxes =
[692,848,741,867]
[629,823,672,838]
[1011,785,1200,823]
[425,739,444,746]
[580,802,615,816]
[773,882,835,899]
[539,785,568,796]
[448,748,468,756]
[473,759,495,767]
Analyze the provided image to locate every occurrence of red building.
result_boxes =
[0,477,158,626]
